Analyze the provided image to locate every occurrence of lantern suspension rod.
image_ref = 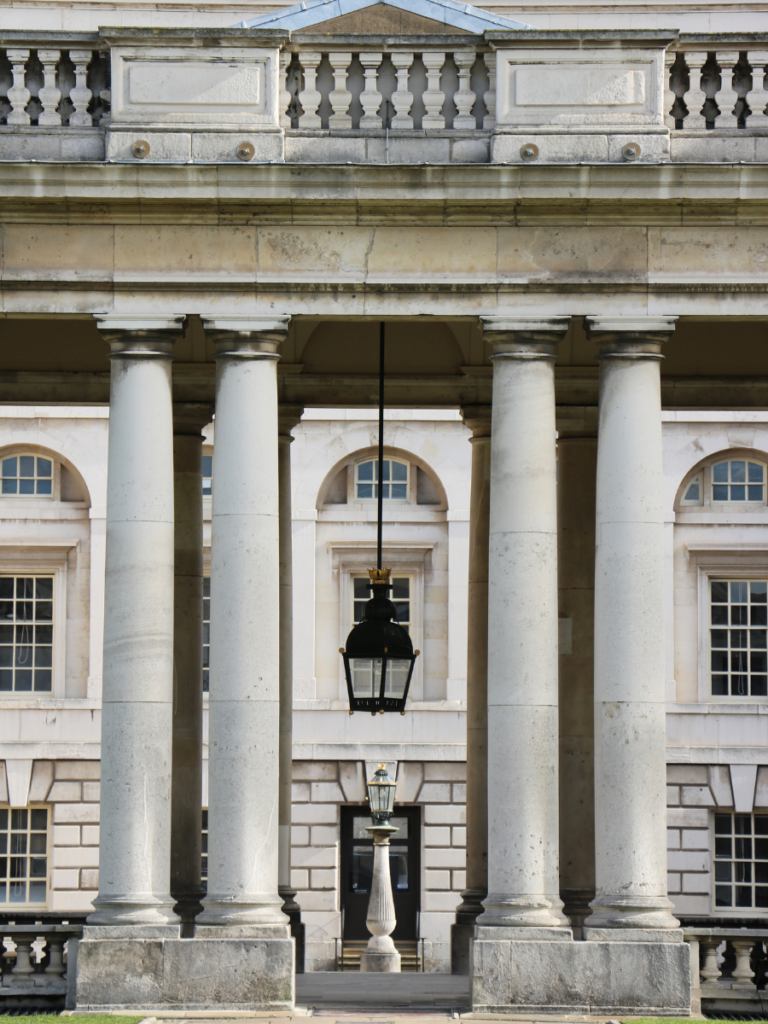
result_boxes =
[377,322,385,572]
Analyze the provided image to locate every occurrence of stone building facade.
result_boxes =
[1,404,767,979]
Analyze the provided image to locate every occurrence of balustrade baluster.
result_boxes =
[746,50,768,127]
[38,50,62,125]
[359,52,383,129]
[664,51,676,128]
[483,52,496,129]
[7,50,31,125]
[390,52,414,129]
[422,51,446,129]
[69,50,93,126]
[700,938,722,984]
[45,938,66,977]
[279,50,292,128]
[453,50,477,128]
[731,940,757,988]
[11,937,35,981]
[328,52,353,128]
[715,51,739,127]
[683,51,708,128]
[298,52,323,128]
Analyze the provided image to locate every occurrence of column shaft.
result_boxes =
[477,318,570,934]
[278,407,305,969]
[585,317,679,934]
[170,405,211,928]
[452,407,490,973]
[197,317,290,931]
[557,436,597,935]
[89,316,183,927]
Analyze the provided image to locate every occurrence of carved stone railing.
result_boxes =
[685,927,768,1014]
[0,923,82,1010]
[2,29,768,165]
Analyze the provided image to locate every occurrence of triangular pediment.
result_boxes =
[238,0,530,34]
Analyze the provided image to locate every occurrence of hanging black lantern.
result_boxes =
[340,324,419,715]
[341,568,419,714]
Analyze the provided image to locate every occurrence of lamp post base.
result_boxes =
[360,936,401,973]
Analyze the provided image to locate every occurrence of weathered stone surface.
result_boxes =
[76,936,294,1009]
[471,938,690,1014]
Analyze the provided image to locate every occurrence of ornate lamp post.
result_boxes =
[361,764,400,973]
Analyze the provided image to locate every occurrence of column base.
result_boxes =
[471,936,690,1014]
[75,930,295,1010]
[561,888,595,939]
[452,888,486,975]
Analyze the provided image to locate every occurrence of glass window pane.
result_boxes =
[202,455,212,478]
[713,484,728,501]
[711,651,728,672]
[15,670,32,691]
[732,605,748,626]
[755,817,768,836]
[736,886,753,907]
[684,481,700,501]
[711,630,728,648]
[358,461,373,482]
[712,675,729,695]
[354,578,370,599]
[35,602,52,621]
[731,630,748,648]
[712,606,728,625]
[36,479,52,495]
[392,462,407,482]
[750,462,765,482]
[753,606,768,626]
[715,862,732,882]
[757,887,768,908]
[712,581,728,603]
[732,582,748,603]
[714,812,732,835]
[749,485,764,501]
[731,485,746,501]
[35,578,53,600]
[357,483,372,499]
[18,456,34,478]
[384,658,411,699]
[715,885,733,907]
[380,461,390,482]
[391,484,407,499]
[731,461,746,483]
[752,675,768,696]
[36,459,52,478]
[752,582,767,602]
[33,670,52,692]
[2,458,17,478]
[1,480,17,495]
[751,652,767,673]
[10,808,27,830]
[713,462,729,483]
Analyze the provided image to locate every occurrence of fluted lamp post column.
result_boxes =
[361,765,400,973]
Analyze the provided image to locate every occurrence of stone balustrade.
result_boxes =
[2,31,768,163]
[685,928,768,1015]
[0,923,82,1010]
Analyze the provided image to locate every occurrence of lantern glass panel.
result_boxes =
[350,657,382,699]
[384,659,411,699]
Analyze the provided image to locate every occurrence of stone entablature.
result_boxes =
[2,28,768,164]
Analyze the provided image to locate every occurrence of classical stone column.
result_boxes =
[475,318,571,935]
[170,404,212,929]
[452,406,490,973]
[278,406,305,969]
[557,434,597,936]
[584,316,680,936]
[196,316,291,933]
[88,315,184,927]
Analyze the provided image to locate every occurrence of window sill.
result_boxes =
[669,701,768,713]
[0,697,100,709]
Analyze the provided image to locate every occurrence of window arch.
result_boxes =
[0,447,90,505]
[677,450,768,511]
[355,457,409,502]
[316,447,448,511]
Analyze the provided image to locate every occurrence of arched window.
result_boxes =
[712,459,765,504]
[1,454,53,497]
[355,458,409,501]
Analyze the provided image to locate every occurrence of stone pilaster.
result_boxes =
[584,316,680,936]
[88,314,184,928]
[476,317,571,935]
[195,317,292,933]
[171,403,213,930]
[452,405,490,973]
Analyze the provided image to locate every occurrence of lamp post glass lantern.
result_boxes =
[367,763,397,824]
[361,764,401,973]
[340,322,419,715]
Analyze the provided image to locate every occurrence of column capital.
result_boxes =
[480,317,569,360]
[172,402,214,437]
[203,316,290,360]
[586,316,677,359]
[278,404,304,438]
[95,314,185,358]
[460,404,492,438]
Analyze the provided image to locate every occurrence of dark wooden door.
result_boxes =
[340,805,421,941]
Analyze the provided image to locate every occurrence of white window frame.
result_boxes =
[0,546,73,701]
[710,458,767,507]
[711,809,768,917]
[680,472,703,506]
[351,572,414,634]
[0,453,57,501]
[695,553,768,705]
[0,804,50,909]
[354,458,410,504]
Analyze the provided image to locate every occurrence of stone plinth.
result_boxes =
[75,929,294,1010]
[471,937,690,1015]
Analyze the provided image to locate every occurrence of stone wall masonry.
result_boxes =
[46,760,100,914]
[290,759,466,972]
